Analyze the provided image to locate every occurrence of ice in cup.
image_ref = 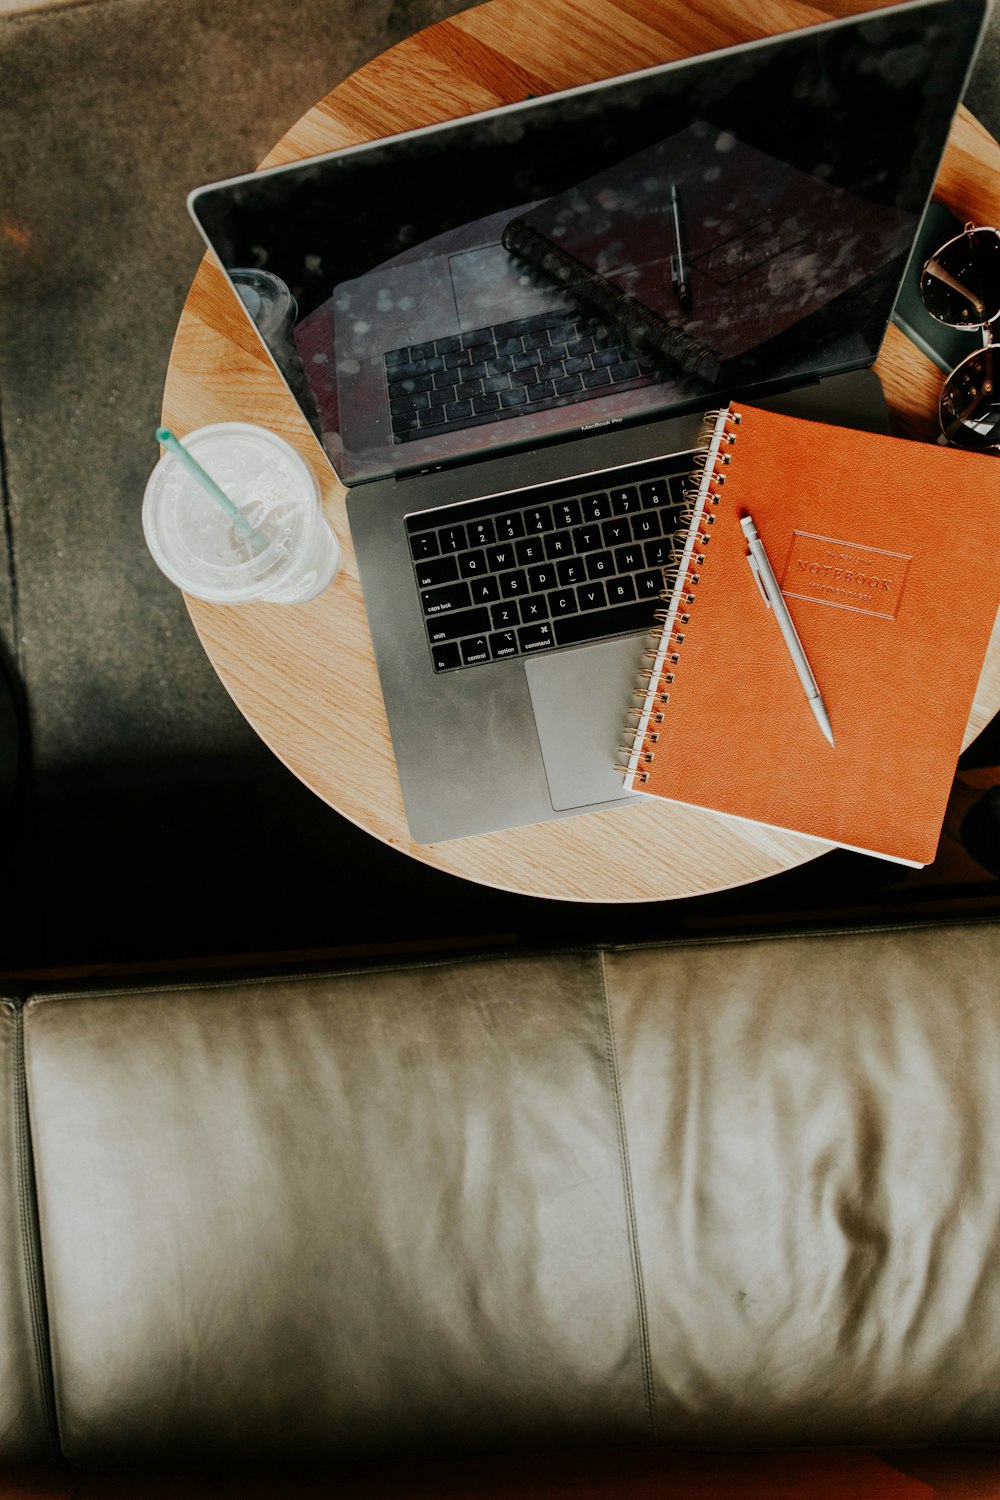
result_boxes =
[142,422,340,604]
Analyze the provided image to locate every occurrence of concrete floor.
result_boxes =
[1,0,998,970]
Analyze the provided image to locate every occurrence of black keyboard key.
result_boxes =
[523,506,552,533]
[581,493,611,522]
[435,334,462,355]
[610,486,640,514]
[613,546,643,575]
[572,524,603,553]
[553,599,655,648]
[499,387,529,409]
[578,582,607,611]
[519,596,549,624]
[552,498,582,528]
[489,630,519,660]
[636,569,665,599]
[548,588,578,616]
[390,392,430,415]
[486,542,519,571]
[494,514,524,541]
[606,576,637,605]
[527,564,558,593]
[554,374,584,395]
[586,551,614,580]
[426,607,490,643]
[391,412,421,436]
[490,601,519,629]
[446,400,474,422]
[389,374,434,398]
[640,479,672,509]
[460,636,491,667]
[482,374,511,394]
[458,549,488,578]
[631,512,662,542]
[431,641,461,672]
[527,381,556,402]
[517,621,554,653]
[583,368,612,388]
[419,407,447,427]
[544,532,574,561]
[474,394,502,414]
[410,530,439,561]
[385,346,409,369]
[415,555,459,588]
[469,576,500,604]
[439,525,467,553]
[608,360,640,382]
[645,537,674,568]
[499,569,528,597]
[515,537,546,566]
[602,518,631,548]
[422,581,472,615]
[557,557,587,586]
[468,519,496,547]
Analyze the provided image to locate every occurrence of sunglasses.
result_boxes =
[920,222,999,453]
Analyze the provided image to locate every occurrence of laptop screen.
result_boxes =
[189,0,986,485]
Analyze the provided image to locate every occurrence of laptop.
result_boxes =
[189,0,988,844]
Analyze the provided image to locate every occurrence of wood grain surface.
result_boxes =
[161,0,1000,903]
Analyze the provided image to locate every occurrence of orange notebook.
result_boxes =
[623,403,1000,866]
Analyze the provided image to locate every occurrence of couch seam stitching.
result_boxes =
[11,1001,59,1453]
[599,949,657,1444]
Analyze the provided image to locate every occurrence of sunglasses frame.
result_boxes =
[920,222,999,452]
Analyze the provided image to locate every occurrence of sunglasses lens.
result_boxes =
[940,345,999,451]
[921,227,1000,327]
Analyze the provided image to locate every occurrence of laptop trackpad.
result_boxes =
[525,636,648,812]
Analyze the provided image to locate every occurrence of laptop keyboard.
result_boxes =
[385,311,667,444]
[406,453,695,672]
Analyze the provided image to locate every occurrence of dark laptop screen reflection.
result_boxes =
[191,0,980,483]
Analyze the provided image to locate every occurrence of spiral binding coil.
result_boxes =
[617,405,741,784]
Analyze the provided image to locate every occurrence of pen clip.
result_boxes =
[747,549,772,608]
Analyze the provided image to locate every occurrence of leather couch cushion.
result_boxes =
[0,998,55,1463]
[20,923,1000,1467]
[23,955,650,1467]
[606,922,1000,1447]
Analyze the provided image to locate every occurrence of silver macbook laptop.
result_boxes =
[189,0,988,843]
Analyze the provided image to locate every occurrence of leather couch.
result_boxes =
[3,919,1000,1492]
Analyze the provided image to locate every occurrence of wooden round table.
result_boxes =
[162,0,1000,903]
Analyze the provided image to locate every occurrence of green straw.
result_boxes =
[155,427,270,551]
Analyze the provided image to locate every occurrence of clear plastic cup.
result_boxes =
[142,422,340,604]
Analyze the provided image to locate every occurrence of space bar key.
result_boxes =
[553,600,656,648]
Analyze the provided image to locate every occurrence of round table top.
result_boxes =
[162,0,1000,904]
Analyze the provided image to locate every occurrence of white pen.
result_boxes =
[740,511,834,747]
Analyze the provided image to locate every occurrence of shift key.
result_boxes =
[426,606,490,643]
